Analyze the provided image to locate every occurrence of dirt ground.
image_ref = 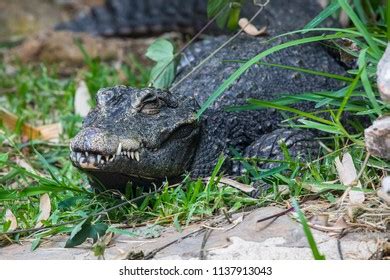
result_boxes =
[0,207,387,260]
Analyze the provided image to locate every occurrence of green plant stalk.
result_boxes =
[388,0,390,40]
[336,67,364,121]
[358,48,382,116]
[292,199,326,260]
[196,33,353,118]
[224,60,354,82]
[337,0,381,59]
[247,99,361,145]
[304,0,341,30]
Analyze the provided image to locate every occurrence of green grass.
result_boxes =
[0,0,389,254]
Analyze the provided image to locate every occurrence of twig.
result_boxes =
[222,208,233,223]
[150,3,230,86]
[356,152,370,182]
[337,238,344,260]
[256,207,294,223]
[336,229,347,260]
[199,228,213,260]
[143,228,205,260]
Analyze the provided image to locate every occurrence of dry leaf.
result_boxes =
[35,193,51,228]
[377,176,390,205]
[335,153,365,204]
[15,157,34,172]
[0,107,60,140]
[207,177,255,193]
[0,107,41,139]
[335,153,357,185]
[382,176,390,193]
[5,209,17,231]
[238,18,267,36]
[74,80,91,117]
[318,0,330,8]
[36,123,62,141]
[309,214,329,227]
[333,216,349,229]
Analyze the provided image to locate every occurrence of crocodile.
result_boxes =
[69,0,347,191]
[55,0,326,37]
[56,0,211,37]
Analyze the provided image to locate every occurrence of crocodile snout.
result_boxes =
[70,127,119,155]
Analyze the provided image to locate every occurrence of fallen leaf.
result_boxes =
[335,153,365,204]
[0,107,60,140]
[74,80,91,117]
[5,209,17,231]
[309,214,329,227]
[335,153,357,185]
[333,216,349,229]
[0,107,41,139]
[382,176,390,193]
[36,123,62,141]
[238,18,267,36]
[377,176,390,205]
[15,157,34,172]
[206,176,255,193]
[35,193,51,228]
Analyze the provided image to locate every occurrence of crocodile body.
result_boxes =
[56,0,210,36]
[69,0,346,191]
[56,0,326,37]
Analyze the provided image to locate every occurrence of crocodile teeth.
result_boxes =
[109,155,115,162]
[76,152,81,162]
[79,156,85,164]
[85,151,89,157]
[69,143,73,152]
[100,159,104,164]
[135,151,140,162]
[116,143,122,156]
[130,151,135,159]
[97,154,101,163]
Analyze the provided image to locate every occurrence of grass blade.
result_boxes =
[304,1,341,30]
[358,48,382,116]
[297,119,342,134]
[292,199,326,260]
[224,60,354,82]
[336,67,363,121]
[337,0,381,59]
[196,33,353,118]
[247,99,335,125]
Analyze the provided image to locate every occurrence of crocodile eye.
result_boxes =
[140,98,164,115]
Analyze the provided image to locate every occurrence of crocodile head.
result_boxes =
[70,86,200,190]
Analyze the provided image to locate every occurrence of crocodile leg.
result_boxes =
[238,128,320,173]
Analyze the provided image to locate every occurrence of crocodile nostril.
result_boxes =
[70,127,119,155]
